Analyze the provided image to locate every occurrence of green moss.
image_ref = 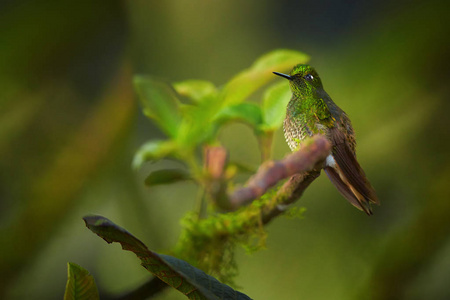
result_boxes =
[173,192,283,285]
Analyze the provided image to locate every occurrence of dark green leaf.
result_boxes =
[64,262,99,300]
[134,76,181,137]
[173,80,218,103]
[220,49,309,106]
[144,169,191,186]
[261,81,291,131]
[83,215,252,300]
[132,140,178,170]
[214,102,263,129]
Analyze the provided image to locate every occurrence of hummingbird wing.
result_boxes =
[326,127,379,214]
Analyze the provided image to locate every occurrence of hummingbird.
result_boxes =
[273,64,378,215]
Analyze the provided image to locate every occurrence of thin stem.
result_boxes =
[258,131,274,162]
[195,187,207,220]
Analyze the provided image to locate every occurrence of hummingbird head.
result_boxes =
[273,64,324,98]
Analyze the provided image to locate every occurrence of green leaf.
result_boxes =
[173,80,218,103]
[132,139,178,169]
[261,81,292,131]
[64,262,99,300]
[221,49,309,106]
[83,215,252,300]
[144,169,191,186]
[176,100,220,148]
[134,76,181,137]
[214,102,263,129]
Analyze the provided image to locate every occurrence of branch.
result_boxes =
[226,135,331,210]
[261,170,322,224]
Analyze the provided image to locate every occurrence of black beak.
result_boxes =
[273,72,292,80]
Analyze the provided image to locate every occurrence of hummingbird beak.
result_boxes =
[273,72,292,80]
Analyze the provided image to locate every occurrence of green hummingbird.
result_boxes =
[273,64,378,215]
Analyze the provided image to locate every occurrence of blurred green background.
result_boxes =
[1,0,449,299]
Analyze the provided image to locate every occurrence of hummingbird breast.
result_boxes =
[283,89,356,154]
[283,109,356,153]
[283,114,315,151]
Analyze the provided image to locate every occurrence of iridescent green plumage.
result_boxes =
[274,64,378,215]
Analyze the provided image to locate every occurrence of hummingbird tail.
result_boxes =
[324,167,373,215]
[325,127,379,215]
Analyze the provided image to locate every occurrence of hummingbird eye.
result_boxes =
[303,74,314,81]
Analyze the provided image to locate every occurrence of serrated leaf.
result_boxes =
[145,169,191,186]
[132,140,178,169]
[261,81,292,131]
[134,76,181,137]
[214,102,263,129]
[83,215,252,300]
[64,262,99,300]
[173,80,218,103]
[221,49,309,106]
